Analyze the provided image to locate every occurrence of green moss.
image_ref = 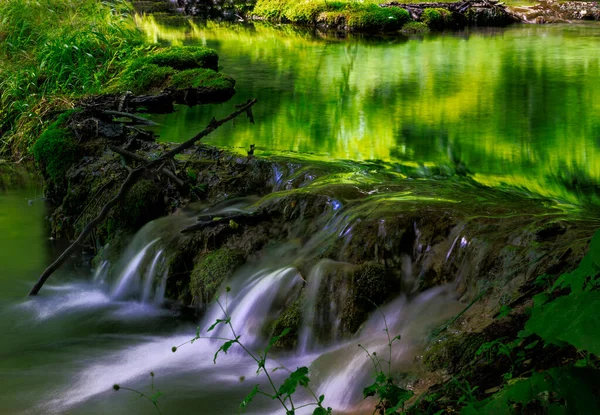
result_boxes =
[110,60,176,94]
[341,263,393,334]
[32,110,77,182]
[344,5,410,31]
[423,332,486,373]
[401,21,430,35]
[146,46,219,72]
[190,248,245,303]
[121,179,165,229]
[271,297,304,349]
[170,68,236,92]
[254,0,410,32]
[421,8,453,29]
[109,48,232,95]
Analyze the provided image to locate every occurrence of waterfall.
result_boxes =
[201,267,303,348]
[111,238,160,301]
[298,259,355,353]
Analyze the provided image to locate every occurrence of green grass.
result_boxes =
[0,0,147,155]
[253,0,411,31]
[0,1,231,158]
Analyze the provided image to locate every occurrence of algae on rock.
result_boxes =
[190,247,246,304]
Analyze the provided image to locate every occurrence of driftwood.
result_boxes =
[29,98,258,296]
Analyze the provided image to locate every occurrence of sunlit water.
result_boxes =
[140,18,600,206]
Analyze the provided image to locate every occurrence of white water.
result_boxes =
[14,202,466,415]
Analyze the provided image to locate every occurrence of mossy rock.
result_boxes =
[344,5,410,31]
[341,263,396,335]
[112,60,176,94]
[270,296,304,349]
[423,332,486,374]
[110,46,224,95]
[146,46,219,72]
[96,178,166,240]
[170,68,235,91]
[190,248,245,304]
[32,110,78,182]
[111,55,234,98]
[255,0,409,32]
[421,8,453,30]
[122,178,166,229]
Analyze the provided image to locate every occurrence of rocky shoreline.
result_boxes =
[135,0,600,31]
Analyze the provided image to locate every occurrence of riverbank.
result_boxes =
[0,0,235,159]
[158,0,600,33]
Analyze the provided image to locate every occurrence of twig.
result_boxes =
[29,167,144,296]
[102,110,157,126]
[28,99,258,296]
[108,145,184,188]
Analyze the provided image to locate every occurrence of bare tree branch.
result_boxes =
[29,98,258,296]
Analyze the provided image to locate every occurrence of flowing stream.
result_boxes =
[1,20,600,415]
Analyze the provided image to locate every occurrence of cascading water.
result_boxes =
[27,176,545,414]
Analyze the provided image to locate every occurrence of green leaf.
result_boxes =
[496,305,512,319]
[213,337,238,363]
[263,328,290,358]
[278,367,310,398]
[363,381,379,398]
[382,383,413,413]
[476,367,600,415]
[207,318,229,332]
[589,229,600,268]
[312,408,329,415]
[526,291,600,354]
[239,384,260,413]
[150,390,163,403]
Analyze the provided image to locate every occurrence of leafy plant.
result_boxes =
[173,288,332,415]
[113,371,163,414]
[359,301,414,414]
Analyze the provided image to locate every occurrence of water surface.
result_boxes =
[140,18,600,206]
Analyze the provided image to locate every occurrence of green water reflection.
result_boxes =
[0,184,47,298]
[138,17,600,206]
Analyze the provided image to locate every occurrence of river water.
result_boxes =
[1,20,600,415]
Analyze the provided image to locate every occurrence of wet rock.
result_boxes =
[189,247,246,304]
[509,1,600,23]
[271,296,304,349]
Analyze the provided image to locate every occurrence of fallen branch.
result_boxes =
[108,145,184,188]
[29,98,258,296]
[29,168,144,296]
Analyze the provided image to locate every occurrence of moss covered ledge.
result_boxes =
[107,45,236,105]
[251,0,517,32]
[253,0,411,32]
